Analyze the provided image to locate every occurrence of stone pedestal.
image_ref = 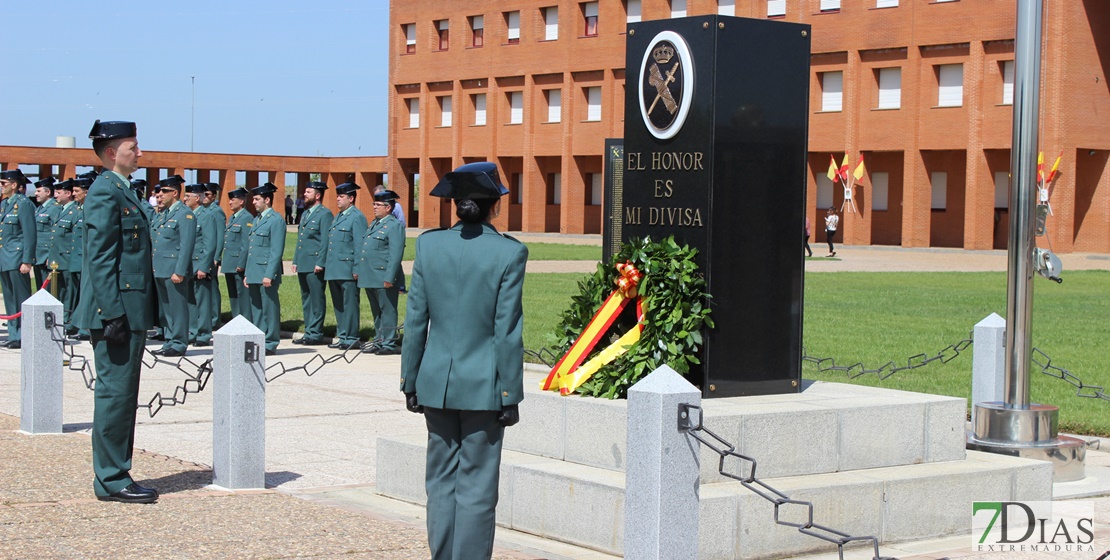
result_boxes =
[19,291,64,434]
[211,316,266,489]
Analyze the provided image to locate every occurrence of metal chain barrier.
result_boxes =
[678,404,894,560]
[1032,347,1110,403]
[801,333,973,380]
[261,342,367,383]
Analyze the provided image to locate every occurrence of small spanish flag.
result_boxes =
[827,155,839,183]
[853,153,866,181]
[1037,151,1045,184]
[1046,151,1063,183]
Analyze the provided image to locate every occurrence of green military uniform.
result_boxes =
[324,191,367,348]
[187,189,220,345]
[49,195,80,330]
[357,211,404,353]
[77,156,157,498]
[33,194,61,290]
[244,197,285,353]
[70,194,90,339]
[221,193,252,321]
[0,172,37,346]
[204,184,226,328]
[401,163,527,560]
[293,199,333,344]
[151,193,196,355]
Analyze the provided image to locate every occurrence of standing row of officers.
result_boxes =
[0,168,406,357]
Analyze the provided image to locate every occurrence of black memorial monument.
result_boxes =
[615,15,810,397]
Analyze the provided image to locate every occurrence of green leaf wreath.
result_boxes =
[552,235,713,399]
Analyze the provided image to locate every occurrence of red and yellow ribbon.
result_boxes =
[542,262,646,395]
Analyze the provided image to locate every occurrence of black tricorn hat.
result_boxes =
[227,188,249,200]
[251,182,278,196]
[74,177,93,188]
[204,182,220,194]
[78,170,99,181]
[430,162,510,200]
[185,183,207,194]
[34,176,57,190]
[373,189,400,202]
[1,169,30,185]
[305,181,328,191]
[131,178,148,191]
[158,175,185,190]
[55,179,75,191]
[88,120,137,140]
[335,182,360,196]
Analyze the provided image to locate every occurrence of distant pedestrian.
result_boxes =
[285,194,294,224]
[804,216,813,258]
[824,207,839,257]
[295,194,305,224]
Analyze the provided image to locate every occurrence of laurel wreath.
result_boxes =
[552,235,713,399]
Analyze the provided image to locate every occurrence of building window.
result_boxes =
[473,94,487,125]
[994,171,1010,208]
[470,15,484,47]
[816,174,834,209]
[585,86,602,121]
[506,11,521,44]
[626,0,642,23]
[512,173,522,204]
[550,173,562,204]
[768,0,786,17]
[935,0,958,3]
[877,67,901,109]
[820,71,843,112]
[871,172,889,211]
[544,7,559,41]
[937,64,963,107]
[671,0,687,18]
[931,172,947,209]
[435,20,449,50]
[1001,60,1014,105]
[718,0,735,16]
[820,0,841,11]
[546,89,562,123]
[403,23,416,54]
[439,96,452,127]
[508,91,523,124]
[876,0,898,7]
[583,2,599,37]
[589,173,603,206]
[407,98,420,128]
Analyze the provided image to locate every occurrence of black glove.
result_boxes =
[405,392,424,414]
[497,404,520,427]
[102,315,130,345]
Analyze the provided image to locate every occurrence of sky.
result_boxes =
[0,1,390,158]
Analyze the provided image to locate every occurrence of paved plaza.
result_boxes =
[0,238,1108,559]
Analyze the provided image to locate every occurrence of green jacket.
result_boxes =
[34,198,61,266]
[190,204,220,276]
[401,222,528,411]
[0,193,37,272]
[206,203,226,264]
[324,206,367,281]
[76,171,155,330]
[356,214,405,290]
[151,201,196,279]
[221,208,252,272]
[293,204,334,271]
[244,207,284,283]
[71,203,85,274]
[48,201,79,271]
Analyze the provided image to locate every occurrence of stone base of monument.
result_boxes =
[376,371,1053,559]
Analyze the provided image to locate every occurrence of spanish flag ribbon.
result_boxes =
[542,262,646,394]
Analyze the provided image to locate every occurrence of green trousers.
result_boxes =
[424,408,503,560]
[298,271,327,341]
[64,271,89,336]
[91,327,146,497]
[247,280,281,351]
[224,272,248,321]
[188,275,215,343]
[211,262,222,329]
[365,286,399,349]
[328,279,360,345]
[0,269,31,341]
[155,277,190,353]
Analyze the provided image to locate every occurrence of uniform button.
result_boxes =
[126,284,131,288]
[400,377,404,383]
[502,391,509,397]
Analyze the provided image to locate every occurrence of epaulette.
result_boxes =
[501,233,522,243]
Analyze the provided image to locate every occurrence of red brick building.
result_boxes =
[389,0,1109,252]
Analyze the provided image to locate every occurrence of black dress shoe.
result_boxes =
[97,483,158,504]
[152,348,184,357]
[303,338,327,346]
[291,337,304,345]
[5,340,20,349]
[193,340,211,347]
[361,341,381,354]
[375,347,400,356]
[265,349,277,356]
[327,341,343,349]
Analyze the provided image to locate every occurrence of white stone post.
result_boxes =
[20,291,64,434]
[212,315,267,489]
[972,313,1007,425]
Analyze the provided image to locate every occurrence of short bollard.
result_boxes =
[212,315,266,489]
[624,365,701,560]
[20,290,64,434]
[971,313,1006,425]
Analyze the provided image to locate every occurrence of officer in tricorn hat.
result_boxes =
[131,179,153,219]
[48,179,79,331]
[292,181,333,346]
[149,174,195,357]
[80,119,159,504]
[68,178,91,341]
[323,181,367,349]
[32,176,61,289]
[202,182,225,329]
[184,184,219,347]
[244,182,285,355]
[221,188,252,320]
[356,189,405,355]
[0,168,37,349]
[400,161,526,558]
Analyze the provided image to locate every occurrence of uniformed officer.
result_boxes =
[323,182,367,349]
[203,183,226,329]
[49,180,79,331]
[0,169,37,349]
[79,120,158,503]
[184,184,219,346]
[150,175,196,357]
[32,176,61,289]
[244,182,285,355]
[222,188,252,320]
[132,179,154,219]
[356,189,405,355]
[292,181,333,345]
[69,178,91,341]
[401,162,527,560]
